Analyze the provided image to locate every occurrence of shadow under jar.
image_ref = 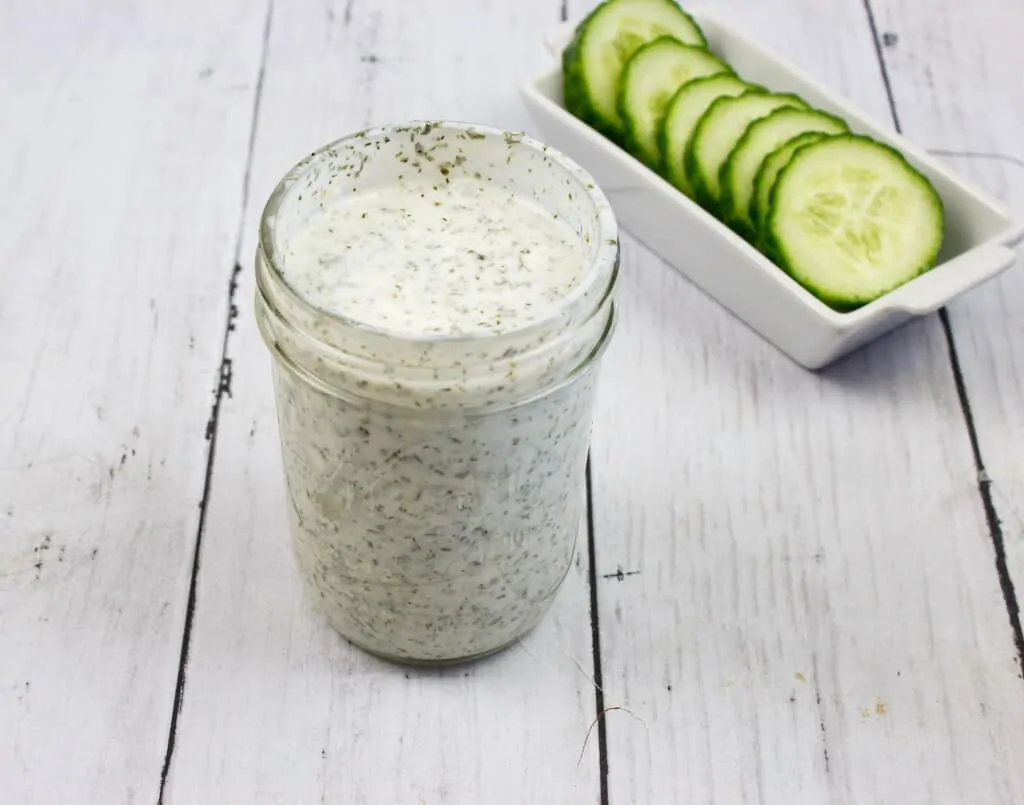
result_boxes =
[255,121,619,665]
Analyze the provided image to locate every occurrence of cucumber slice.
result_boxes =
[767,134,944,310]
[619,37,732,167]
[721,107,847,236]
[751,131,826,235]
[659,73,753,196]
[687,91,806,211]
[562,0,707,140]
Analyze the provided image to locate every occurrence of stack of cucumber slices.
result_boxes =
[562,0,945,311]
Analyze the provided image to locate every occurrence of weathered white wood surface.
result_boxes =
[0,1,268,803]
[568,0,1024,802]
[3,0,1024,803]
[161,2,602,804]
[869,0,1024,678]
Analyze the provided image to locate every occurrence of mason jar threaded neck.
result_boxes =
[254,121,619,410]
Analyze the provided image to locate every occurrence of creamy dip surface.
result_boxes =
[267,139,609,663]
[281,178,587,338]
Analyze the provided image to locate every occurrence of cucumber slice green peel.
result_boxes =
[618,37,731,167]
[658,73,754,196]
[751,131,826,237]
[562,0,707,141]
[720,107,848,239]
[686,91,807,213]
[766,134,944,311]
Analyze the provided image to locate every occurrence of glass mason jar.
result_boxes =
[254,122,619,665]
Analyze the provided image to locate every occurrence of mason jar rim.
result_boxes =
[256,120,619,348]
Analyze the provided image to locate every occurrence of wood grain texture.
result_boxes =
[162,1,604,803]
[866,0,1024,670]
[0,1,267,803]
[563,0,1024,802]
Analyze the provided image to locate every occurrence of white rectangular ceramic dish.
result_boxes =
[521,12,1024,369]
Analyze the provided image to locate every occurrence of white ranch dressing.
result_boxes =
[256,123,618,663]
[281,178,587,338]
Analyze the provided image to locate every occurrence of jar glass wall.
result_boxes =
[255,122,619,664]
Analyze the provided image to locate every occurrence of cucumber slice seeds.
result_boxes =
[721,107,848,236]
[751,131,826,235]
[659,73,754,195]
[767,135,944,310]
[563,0,706,140]
[618,37,731,167]
[687,91,807,211]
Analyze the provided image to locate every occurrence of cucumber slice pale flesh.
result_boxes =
[687,91,806,212]
[721,107,847,238]
[619,37,732,167]
[766,134,944,311]
[563,0,707,141]
[658,73,754,196]
[751,131,826,236]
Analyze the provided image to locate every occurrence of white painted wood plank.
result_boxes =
[163,2,603,803]
[561,0,1024,802]
[867,0,1024,671]
[0,2,268,803]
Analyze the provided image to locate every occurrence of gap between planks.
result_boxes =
[585,456,611,805]
[860,0,1024,680]
[564,1,612,801]
[157,1,276,801]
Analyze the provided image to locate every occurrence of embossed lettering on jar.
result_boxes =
[255,122,619,664]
